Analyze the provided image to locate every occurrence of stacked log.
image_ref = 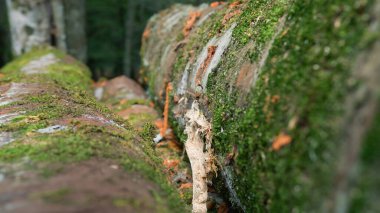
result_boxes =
[141,1,380,212]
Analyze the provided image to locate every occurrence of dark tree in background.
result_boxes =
[0,0,11,67]
[87,0,212,79]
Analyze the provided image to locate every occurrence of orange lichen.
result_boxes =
[179,183,193,190]
[210,1,224,8]
[142,28,151,40]
[156,140,182,152]
[272,132,292,151]
[183,11,202,37]
[155,119,164,129]
[93,79,107,88]
[161,83,173,136]
[163,159,180,169]
[228,1,241,8]
[271,95,280,103]
[119,99,127,105]
[222,9,242,25]
[195,45,217,86]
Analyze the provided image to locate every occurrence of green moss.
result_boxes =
[113,197,143,208]
[145,0,378,211]
[202,0,376,211]
[1,46,188,212]
[349,107,380,212]
[39,188,71,204]
[0,131,103,163]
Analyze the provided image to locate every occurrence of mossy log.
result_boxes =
[141,1,380,212]
[0,47,187,212]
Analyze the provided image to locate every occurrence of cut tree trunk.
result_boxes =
[141,1,380,212]
[0,46,187,212]
[5,0,87,62]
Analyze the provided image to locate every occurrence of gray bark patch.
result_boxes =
[0,132,15,148]
[36,125,68,134]
[21,53,59,74]
[189,23,236,92]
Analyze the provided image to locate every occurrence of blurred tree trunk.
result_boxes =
[51,0,67,52]
[123,0,135,77]
[6,0,51,56]
[0,0,12,67]
[63,0,87,62]
[5,0,86,62]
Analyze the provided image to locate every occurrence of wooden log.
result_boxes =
[141,1,380,212]
[0,46,187,212]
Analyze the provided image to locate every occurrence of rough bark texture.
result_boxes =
[0,46,187,212]
[141,1,380,212]
[6,0,51,56]
[5,0,87,62]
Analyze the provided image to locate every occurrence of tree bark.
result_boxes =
[0,46,186,212]
[51,0,67,52]
[5,0,87,62]
[141,1,380,212]
[6,0,51,56]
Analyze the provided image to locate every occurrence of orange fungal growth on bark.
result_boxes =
[229,1,241,9]
[142,28,151,40]
[195,45,217,86]
[272,132,292,151]
[179,183,193,190]
[161,82,173,136]
[155,119,164,129]
[222,9,242,25]
[210,1,224,8]
[163,159,180,169]
[183,11,202,37]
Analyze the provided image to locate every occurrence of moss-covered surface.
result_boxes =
[141,0,380,211]
[0,47,188,212]
[349,107,380,212]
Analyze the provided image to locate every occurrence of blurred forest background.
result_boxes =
[0,0,212,79]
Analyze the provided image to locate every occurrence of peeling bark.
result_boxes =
[184,100,214,213]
